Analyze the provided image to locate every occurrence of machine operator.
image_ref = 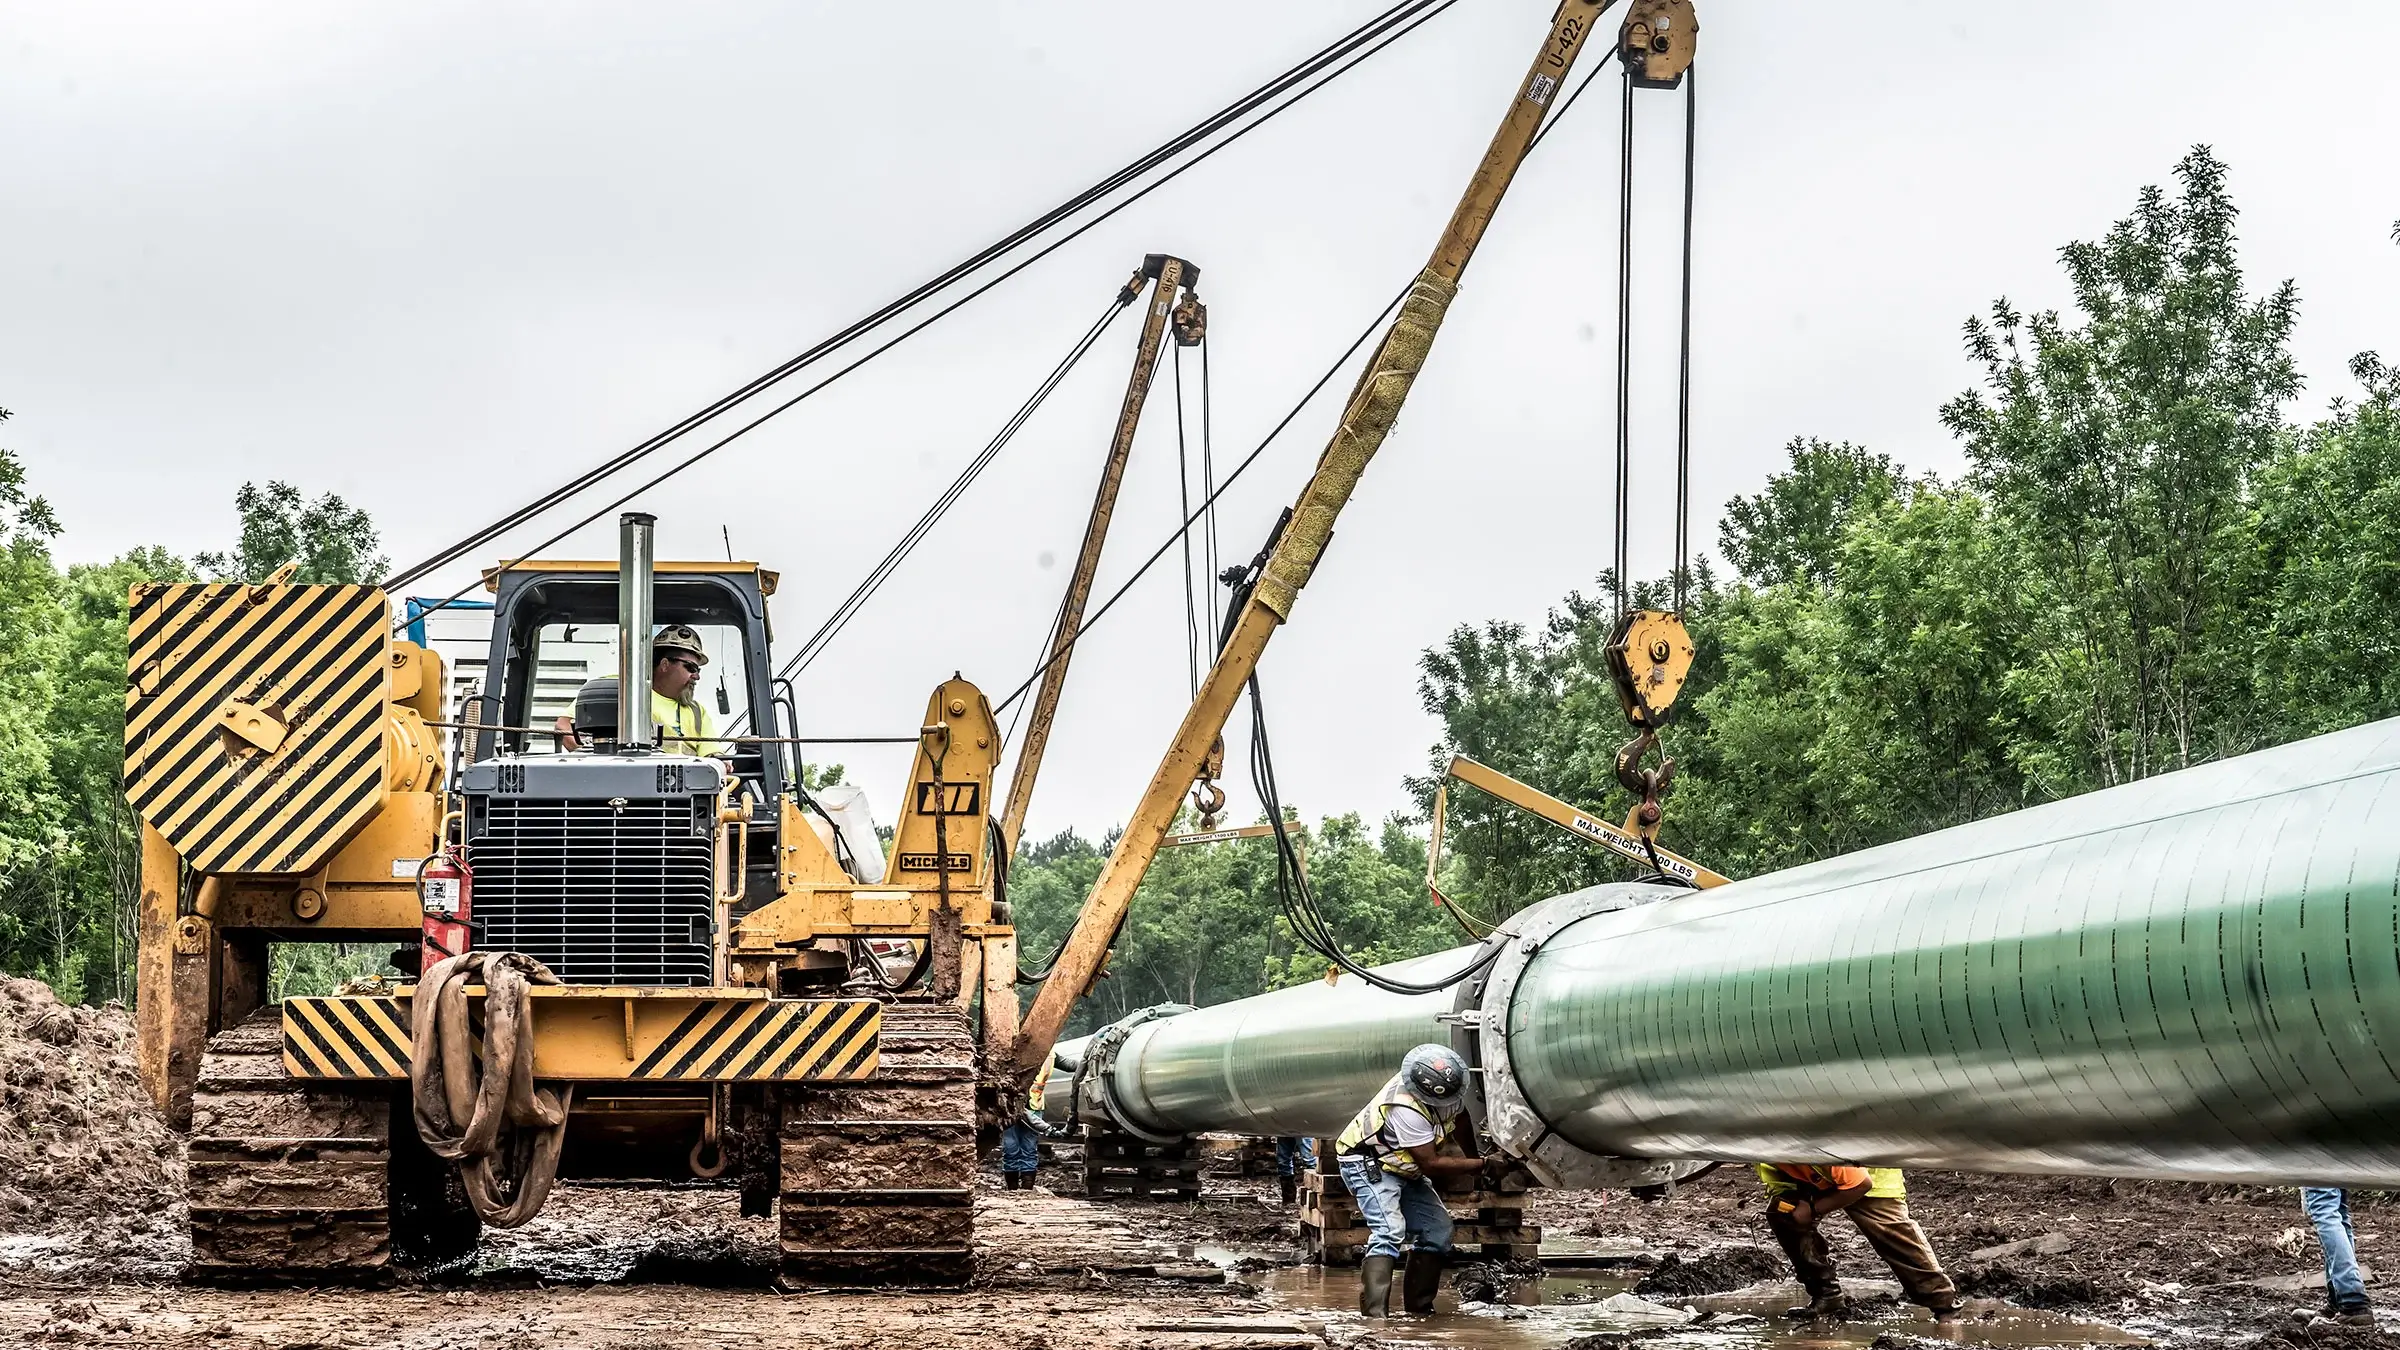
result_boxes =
[555,624,727,756]
[1333,1043,1494,1318]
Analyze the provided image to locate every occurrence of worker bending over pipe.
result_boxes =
[1331,1043,1495,1318]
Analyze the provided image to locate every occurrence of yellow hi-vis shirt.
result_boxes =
[1335,1074,1456,1178]
[652,691,725,756]
[1756,1163,1907,1199]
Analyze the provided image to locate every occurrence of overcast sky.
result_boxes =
[6,1,2397,843]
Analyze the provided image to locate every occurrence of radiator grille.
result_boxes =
[467,795,716,986]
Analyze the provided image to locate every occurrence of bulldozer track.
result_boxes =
[186,1011,398,1284]
[777,1002,977,1287]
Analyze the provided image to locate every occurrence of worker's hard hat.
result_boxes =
[1401,1043,1468,1114]
[652,624,709,666]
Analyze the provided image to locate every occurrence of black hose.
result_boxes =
[1247,677,1501,996]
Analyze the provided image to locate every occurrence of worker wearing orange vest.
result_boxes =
[1757,1164,1961,1322]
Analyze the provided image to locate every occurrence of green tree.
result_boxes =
[1941,146,2299,788]
[42,549,193,1000]
[195,480,387,584]
[1718,438,1912,588]
[2235,372,2400,735]
[0,415,71,986]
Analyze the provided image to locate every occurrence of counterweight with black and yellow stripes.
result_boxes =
[125,580,397,875]
[280,993,882,1083]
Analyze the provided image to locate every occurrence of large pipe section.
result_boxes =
[1062,717,2400,1188]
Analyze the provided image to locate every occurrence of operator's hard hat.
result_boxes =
[1401,1043,1467,1115]
[652,624,709,665]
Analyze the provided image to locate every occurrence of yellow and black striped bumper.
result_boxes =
[282,990,881,1082]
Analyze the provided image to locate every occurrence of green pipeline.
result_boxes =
[1057,717,2400,1186]
[1507,716,2400,1185]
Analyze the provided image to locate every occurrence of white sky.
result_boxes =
[6,1,2397,843]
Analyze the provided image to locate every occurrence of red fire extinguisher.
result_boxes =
[418,846,473,972]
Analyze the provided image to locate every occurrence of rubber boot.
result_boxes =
[1278,1175,1298,1204]
[1782,1292,1856,1321]
[1359,1254,1397,1318]
[1402,1248,1444,1316]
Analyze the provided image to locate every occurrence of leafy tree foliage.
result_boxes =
[195,480,386,585]
[1718,439,1910,589]
[1941,146,2299,786]
[0,444,380,1001]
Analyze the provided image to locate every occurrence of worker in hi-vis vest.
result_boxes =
[1333,1043,1495,1318]
[1757,1163,1961,1323]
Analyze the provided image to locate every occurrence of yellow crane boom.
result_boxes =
[1013,0,1689,1082]
[1430,753,1727,893]
[998,254,1204,854]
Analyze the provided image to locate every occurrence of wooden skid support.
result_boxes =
[1298,1141,1541,1266]
[1204,1135,1283,1178]
[1082,1127,1203,1202]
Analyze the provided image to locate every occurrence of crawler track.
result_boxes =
[777,1002,977,1286]
[185,1011,397,1284]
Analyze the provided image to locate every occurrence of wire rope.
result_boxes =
[1172,343,1202,696]
[1611,65,1635,620]
[385,1,1462,621]
[1198,337,1221,633]
[1248,677,1500,995]
[987,40,1624,719]
[1673,64,1698,611]
[988,281,1410,718]
[783,291,1133,679]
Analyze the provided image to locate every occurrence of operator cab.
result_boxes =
[467,559,792,805]
[456,559,797,984]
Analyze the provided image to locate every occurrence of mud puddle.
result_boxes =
[446,1183,779,1288]
[1247,1264,2149,1349]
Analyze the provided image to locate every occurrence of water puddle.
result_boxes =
[1245,1263,2150,1349]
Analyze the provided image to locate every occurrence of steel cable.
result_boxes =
[1672,64,1698,611]
[1611,66,1635,620]
[988,43,1622,720]
[782,290,1134,679]
[988,281,1410,718]
[1172,343,1201,696]
[384,1,1461,617]
[1248,677,1501,995]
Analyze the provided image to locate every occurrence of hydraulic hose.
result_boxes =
[408,951,575,1227]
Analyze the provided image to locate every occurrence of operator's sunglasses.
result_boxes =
[665,657,702,674]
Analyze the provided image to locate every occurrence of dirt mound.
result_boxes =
[1632,1243,1786,1296]
[0,977,182,1238]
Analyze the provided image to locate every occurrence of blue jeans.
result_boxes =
[1339,1155,1452,1260]
[2303,1187,2368,1308]
[1276,1137,1317,1178]
[1001,1120,1042,1175]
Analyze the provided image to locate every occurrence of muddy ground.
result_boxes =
[4,989,2394,1348]
[1535,1165,2398,1346]
[3,1158,2392,1350]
